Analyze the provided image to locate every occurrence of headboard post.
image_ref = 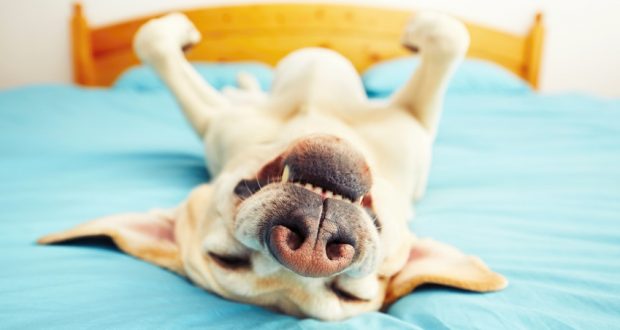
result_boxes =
[71,3,96,85]
[525,12,544,89]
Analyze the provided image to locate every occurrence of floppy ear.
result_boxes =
[384,238,507,305]
[38,209,183,274]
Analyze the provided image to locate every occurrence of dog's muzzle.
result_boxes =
[234,135,377,277]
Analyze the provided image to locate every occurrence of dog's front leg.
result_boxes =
[391,12,470,136]
[134,13,228,137]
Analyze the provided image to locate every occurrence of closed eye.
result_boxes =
[208,252,251,270]
[329,283,370,303]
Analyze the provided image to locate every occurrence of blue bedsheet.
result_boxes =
[1,85,619,329]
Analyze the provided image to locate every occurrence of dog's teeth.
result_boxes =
[325,191,333,198]
[314,187,323,194]
[281,165,290,183]
[334,194,342,200]
[305,183,313,191]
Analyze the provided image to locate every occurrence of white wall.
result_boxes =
[1,0,619,97]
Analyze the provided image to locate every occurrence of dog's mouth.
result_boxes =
[233,135,373,204]
[233,135,380,277]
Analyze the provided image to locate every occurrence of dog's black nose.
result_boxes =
[283,135,372,201]
[266,195,358,277]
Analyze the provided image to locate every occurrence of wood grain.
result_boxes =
[71,4,544,88]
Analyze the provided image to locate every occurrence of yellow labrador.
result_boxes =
[39,11,506,320]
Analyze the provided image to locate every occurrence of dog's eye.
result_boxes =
[208,252,251,270]
[329,283,370,303]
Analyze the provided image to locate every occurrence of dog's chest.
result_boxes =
[354,110,432,199]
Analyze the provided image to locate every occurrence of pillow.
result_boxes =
[113,62,273,91]
[363,57,531,98]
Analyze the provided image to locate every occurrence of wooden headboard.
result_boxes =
[72,3,544,88]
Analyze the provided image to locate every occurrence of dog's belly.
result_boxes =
[269,48,368,115]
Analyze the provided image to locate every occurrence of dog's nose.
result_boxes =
[266,198,358,277]
[269,225,355,277]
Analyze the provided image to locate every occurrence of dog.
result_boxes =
[39,11,506,320]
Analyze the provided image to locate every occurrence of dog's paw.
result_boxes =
[133,13,201,64]
[401,12,470,60]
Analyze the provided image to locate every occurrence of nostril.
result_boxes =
[283,226,303,250]
[269,225,304,254]
[326,242,355,261]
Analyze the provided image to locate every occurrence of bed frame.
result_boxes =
[72,3,544,88]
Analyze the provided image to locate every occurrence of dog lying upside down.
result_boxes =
[39,11,506,320]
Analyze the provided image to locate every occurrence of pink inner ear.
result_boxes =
[384,239,508,305]
[130,217,176,243]
[408,246,428,262]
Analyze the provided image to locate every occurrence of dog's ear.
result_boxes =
[38,209,183,274]
[384,238,507,305]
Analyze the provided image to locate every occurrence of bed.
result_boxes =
[2,3,620,329]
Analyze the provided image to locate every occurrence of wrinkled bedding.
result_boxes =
[1,83,619,329]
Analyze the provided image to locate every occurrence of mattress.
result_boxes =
[1,80,619,329]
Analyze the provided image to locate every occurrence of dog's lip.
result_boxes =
[234,152,372,202]
[233,174,365,206]
[234,178,362,204]
[287,180,360,203]
[243,137,372,202]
